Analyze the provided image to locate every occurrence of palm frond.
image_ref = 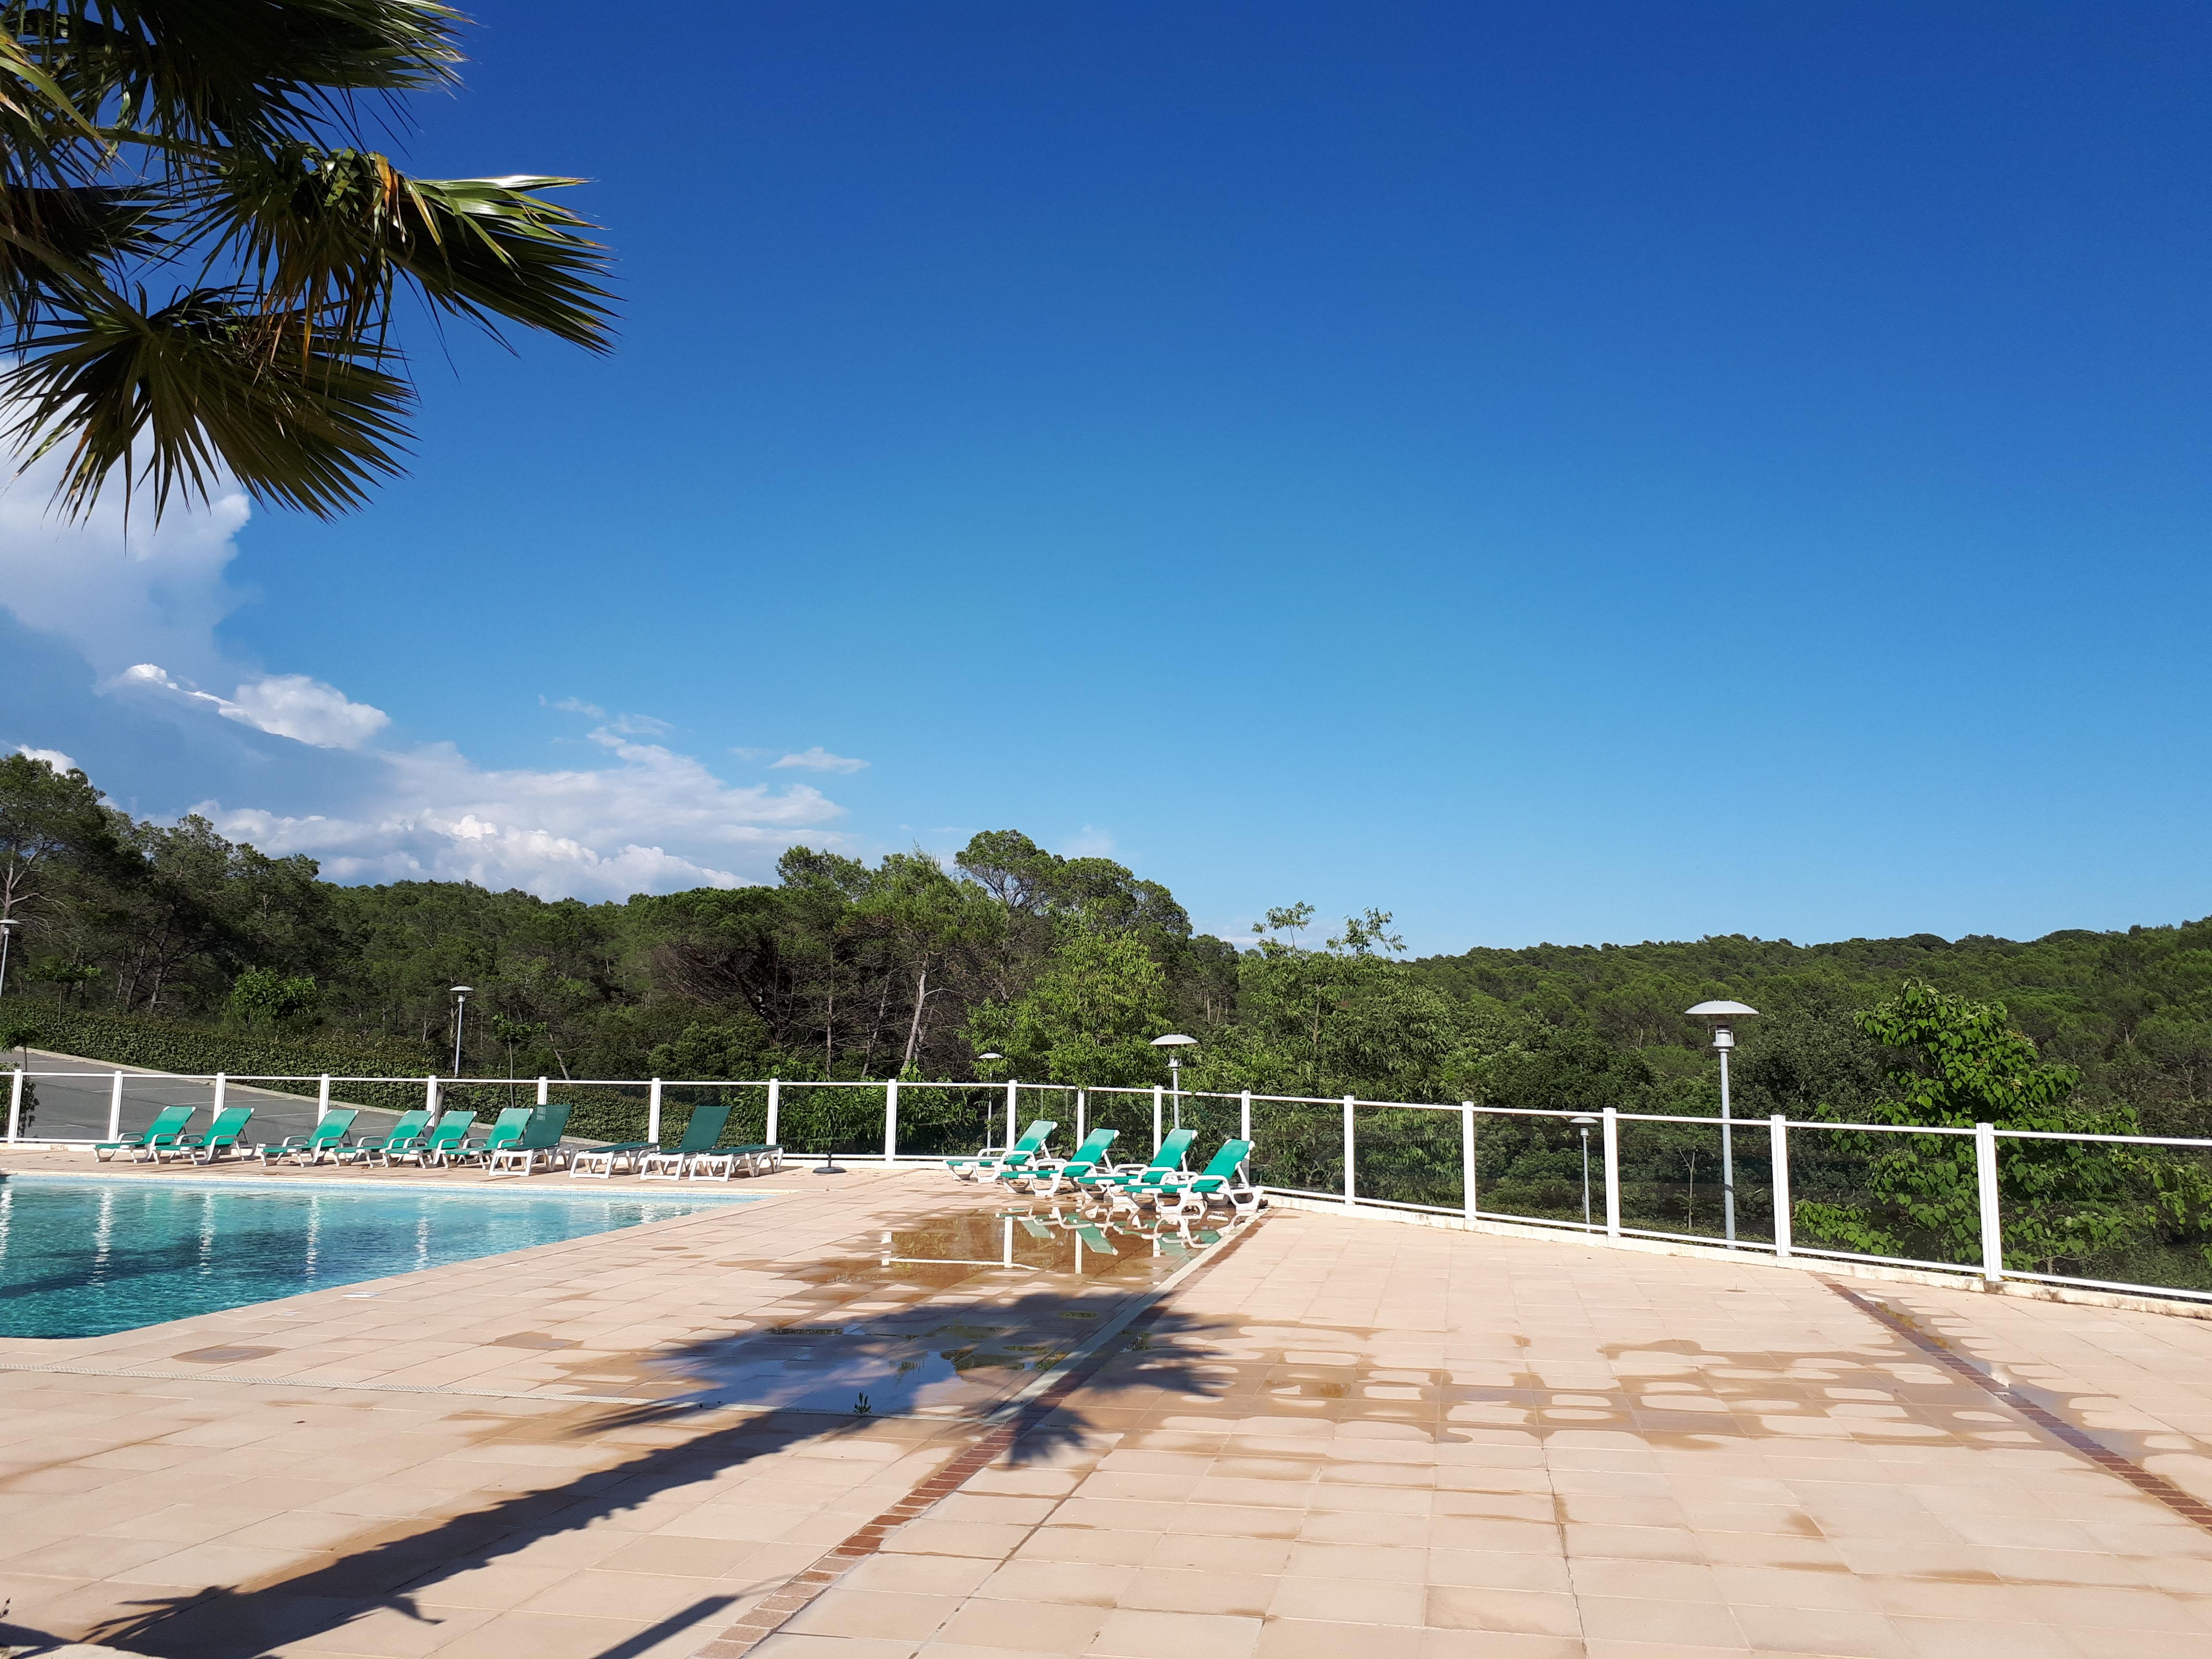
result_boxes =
[0,182,163,329]
[2,285,411,517]
[199,145,613,351]
[15,1,464,147]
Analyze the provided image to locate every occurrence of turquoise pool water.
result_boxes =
[0,1176,754,1338]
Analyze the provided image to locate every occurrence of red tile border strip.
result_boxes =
[1824,1276,2212,1534]
[687,1218,1264,1657]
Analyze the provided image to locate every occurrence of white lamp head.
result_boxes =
[1686,999,1757,1049]
[1151,1034,1198,1048]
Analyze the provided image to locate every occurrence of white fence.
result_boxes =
[10,1066,2212,1306]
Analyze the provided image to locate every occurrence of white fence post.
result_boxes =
[767,1078,780,1148]
[1240,1088,1252,1144]
[108,1070,124,1141]
[1461,1101,1476,1223]
[1602,1107,1621,1238]
[885,1078,900,1164]
[318,1074,331,1117]
[1005,1078,1017,1149]
[648,1078,662,1144]
[536,1076,549,1106]
[425,1074,438,1118]
[1976,1122,2004,1283]
[1152,1084,1164,1154]
[5,1069,20,1142]
[1343,1094,1357,1210]
[1770,1116,1792,1259]
[1074,1088,1085,1146]
[213,1073,227,1124]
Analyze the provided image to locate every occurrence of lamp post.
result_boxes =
[1151,1034,1197,1132]
[449,986,473,1077]
[1570,1114,1599,1229]
[1687,1000,1759,1248]
[0,918,14,1001]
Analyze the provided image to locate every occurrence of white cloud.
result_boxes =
[196,728,844,899]
[117,664,389,749]
[0,447,252,682]
[772,746,869,774]
[1,441,860,903]
[549,697,671,738]
[1063,825,1117,857]
[14,745,79,774]
[223,673,390,748]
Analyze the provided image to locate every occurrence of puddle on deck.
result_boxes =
[650,1206,1236,1417]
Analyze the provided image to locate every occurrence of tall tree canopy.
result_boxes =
[0,0,613,518]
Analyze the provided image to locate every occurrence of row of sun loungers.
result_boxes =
[944,1120,1260,1220]
[90,1102,782,1181]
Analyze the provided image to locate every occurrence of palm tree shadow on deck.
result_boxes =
[36,1291,1227,1659]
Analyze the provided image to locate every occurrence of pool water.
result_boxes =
[0,1176,753,1338]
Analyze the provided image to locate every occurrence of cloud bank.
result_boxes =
[0,449,855,901]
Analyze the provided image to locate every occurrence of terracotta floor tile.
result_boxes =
[977,1558,1137,1607]
[1424,1585,1584,1637]
[1084,1607,1262,1659]
[935,1593,1109,1652]
[1270,1572,1426,1625]
[1574,1596,1744,1647]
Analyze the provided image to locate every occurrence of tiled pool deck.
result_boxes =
[0,1154,2208,1658]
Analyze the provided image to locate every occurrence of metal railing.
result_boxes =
[10,1065,2212,1304]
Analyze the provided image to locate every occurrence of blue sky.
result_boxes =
[7,1,2212,953]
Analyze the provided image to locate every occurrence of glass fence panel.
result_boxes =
[1177,1093,1245,1168]
[1008,1085,1082,1160]
[894,1083,999,1158]
[1615,1116,1775,1246]
[1469,1113,1588,1227]
[1785,1124,1979,1268]
[520,1082,648,1144]
[774,1083,891,1157]
[1249,1098,1343,1196]
[1081,1089,1159,1162]
[658,1084,770,1151]
[1353,1106,1463,1210]
[1996,1137,2212,1296]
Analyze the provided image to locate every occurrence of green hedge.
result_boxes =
[0,999,436,1113]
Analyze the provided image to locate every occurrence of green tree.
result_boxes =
[1,1,613,520]
[228,967,317,1031]
[969,926,1170,1088]
[1793,981,2206,1272]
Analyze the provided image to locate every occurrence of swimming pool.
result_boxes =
[0,1176,754,1338]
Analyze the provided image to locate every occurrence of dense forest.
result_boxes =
[11,751,2212,1286]
[8,751,2212,1131]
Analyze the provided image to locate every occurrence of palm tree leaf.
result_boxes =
[193,145,613,351]
[0,183,163,328]
[2,285,411,517]
[17,1,463,148]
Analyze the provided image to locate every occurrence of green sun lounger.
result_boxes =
[578,1101,731,1178]
[261,1107,360,1166]
[487,1103,573,1175]
[680,1136,782,1180]
[946,1120,1057,1181]
[1006,1127,1118,1196]
[338,1108,431,1166]
[171,1105,255,1164]
[415,1111,480,1166]
[452,1106,534,1166]
[1075,1127,1197,1213]
[1156,1138,1258,1219]
[95,1105,195,1163]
